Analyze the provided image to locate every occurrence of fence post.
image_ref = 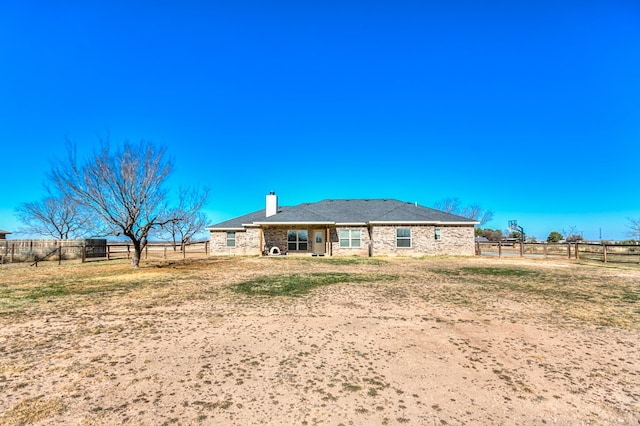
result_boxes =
[603,244,608,263]
[520,242,524,257]
[475,241,480,256]
[182,243,186,259]
[127,245,130,259]
[82,244,87,263]
[567,243,571,259]
[58,246,62,265]
[11,242,15,263]
[145,245,148,260]
[205,241,209,256]
[107,244,111,261]
[498,241,502,257]
[575,243,579,260]
[164,246,167,259]
[543,243,548,258]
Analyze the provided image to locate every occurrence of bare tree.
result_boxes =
[433,197,461,214]
[433,197,494,227]
[157,187,210,248]
[562,226,583,242]
[50,138,206,267]
[15,188,93,239]
[627,217,640,241]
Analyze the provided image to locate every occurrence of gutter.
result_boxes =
[368,221,480,225]
[252,221,336,226]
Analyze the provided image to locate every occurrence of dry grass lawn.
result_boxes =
[0,256,639,425]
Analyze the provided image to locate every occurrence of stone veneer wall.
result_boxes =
[371,225,475,256]
[263,227,306,253]
[209,228,261,256]
[264,226,372,256]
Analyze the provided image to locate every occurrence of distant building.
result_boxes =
[0,230,11,240]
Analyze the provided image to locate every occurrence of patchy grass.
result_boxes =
[432,266,542,279]
[0,396,66,426]
[460,266,540,277]
[231,272,398,296]
[428,262,640,327]
[313,257,389,266]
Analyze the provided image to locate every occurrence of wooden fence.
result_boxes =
[476,241,640,265]
[0,239,210,265]
[105,241,210,261]
[0,239,104,265]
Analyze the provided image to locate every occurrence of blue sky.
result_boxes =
[1,1,639,241]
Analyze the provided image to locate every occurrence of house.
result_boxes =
[0,230,11,240]
[206,193,478,257]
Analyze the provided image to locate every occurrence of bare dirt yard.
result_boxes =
[1,256,639,425]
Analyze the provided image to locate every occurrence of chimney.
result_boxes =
[266,191,278,217]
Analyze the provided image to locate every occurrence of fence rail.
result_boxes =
[105,241,210,261]
[0,239,210,265]
[476,241,640,265]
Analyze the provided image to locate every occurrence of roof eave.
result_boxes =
[368,221,479,225]
[205,227,246,231]
[253,221,336,226]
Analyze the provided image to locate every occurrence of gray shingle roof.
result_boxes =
[207,199,477,230]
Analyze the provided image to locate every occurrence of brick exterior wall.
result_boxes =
[210,224,475,257]
[370,225,475,256]
[329,226,370,256]
[209,228,261,256]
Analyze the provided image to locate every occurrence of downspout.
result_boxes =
[259,227,264,256]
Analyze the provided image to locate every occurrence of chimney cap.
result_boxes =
[269,191,275,195]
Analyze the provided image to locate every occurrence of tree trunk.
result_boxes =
[131,241,142,268]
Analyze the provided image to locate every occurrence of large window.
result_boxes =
[339,229,361,248]
[226,231,236,247]
[287,230,308,251]
[396,228,411,248]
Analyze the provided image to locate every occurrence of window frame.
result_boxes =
[287,230,309,251]
[396,228,412,248]
[339,229,362,248]
[434,228,441,241]
[226,231,236,247]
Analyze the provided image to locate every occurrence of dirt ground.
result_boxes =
[0,256,639,425]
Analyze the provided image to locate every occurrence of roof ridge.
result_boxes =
[208,198,478,229]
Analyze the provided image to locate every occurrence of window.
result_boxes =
[434,228,441,241]
[226,231,236,247]
[287,230,308,251]
[339,229,361,248]
[396,228,411,248]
